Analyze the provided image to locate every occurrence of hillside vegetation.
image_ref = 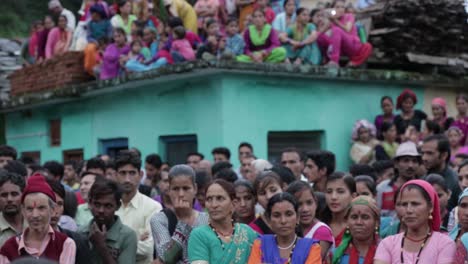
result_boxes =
[0,0,80,38]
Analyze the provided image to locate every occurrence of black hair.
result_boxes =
[115,150,141,171]
[212,161,233,176]
[4,160,28,177]
[323,172,356,224]
[281,147,304,161]
[286,180,317,202]
[226,17,238,25]
[326,171,356,193]
[195,170,212,190]
[425,173,450,193]
[234,179,255,196]
[238,142,253,152]
[457,93,468,103]
[46,178,65,200]
[309,8,320,18]
[373,160,394,175]
[212,147,231,160]
[265,192,298,219]
[63,191,78,218]
[19,156,35,165]
[187,152,204,160]
[87,157,106,173]
[306,150,336,176]
[215,168,238,183]
[89,178,123,208]
[145,154,162,169]
[129,147,142,158]
[354,175,377,196]
[0,145,17,160]
[271,165,296,185]
[349,164,376,181]
[105,159,116,170]
[207,179,236,201]
[381,122,396,134]
[0,169,25,191]
[425,120,442,135]
[117,0,129,15]
[401,183,432,207]
[43,161,64,180]
[459,159,468,172]
[64,160,78,171]
[381,95,393,106]
[254,171,284,195]
[283,0,294,7]
[296,7,308,16]
[114,27,127,41]
[168,17,184,28]
[423,134,451,163]
[456,153,468,160]
[314,191,326,220]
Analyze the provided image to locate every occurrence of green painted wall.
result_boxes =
[5,72,425,170]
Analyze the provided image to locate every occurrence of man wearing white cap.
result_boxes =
[376,141,421,217]
[49,0,76,31]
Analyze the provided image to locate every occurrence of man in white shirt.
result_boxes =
[115,151,162,264]
[48,0,76,31]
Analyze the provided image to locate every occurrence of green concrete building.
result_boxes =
[2,61,466,170]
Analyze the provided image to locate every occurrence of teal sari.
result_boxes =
[188,223,258,263]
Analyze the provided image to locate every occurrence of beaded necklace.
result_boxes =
[276,235,298,264]
[400,231,431,264]
[209,221,235,250]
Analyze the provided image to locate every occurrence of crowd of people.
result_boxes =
[20,0,374,80]
[0,91,468,263]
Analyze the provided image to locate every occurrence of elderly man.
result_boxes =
[0,174,76,263]
[48,0,76,30]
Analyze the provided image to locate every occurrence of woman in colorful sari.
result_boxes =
[375,180,456,264]
[454,94,468,145]
[323,172,356,246]
[449,188,468,264]
[286,181,333,261]
[316,0,372,67]
[188,179,257,264]
[272,0,296,33]
[100,27,130,80]
[237,9,286,63]
[111,0,137,40]
[247,192,322,263]
[332,195,379,264]
[45,15,73,58]
[282,7,321,65]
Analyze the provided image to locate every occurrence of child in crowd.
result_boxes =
[223,18,245,57]
[142,26,159,57]
[170,26,196,62]
[196,19,223,59]
[254,0,276,24]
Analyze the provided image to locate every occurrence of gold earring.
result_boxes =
[375,225,379,235]
[345,226,350,234]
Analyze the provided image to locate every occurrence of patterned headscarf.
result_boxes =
[332,196,380,264]
[351,119,377,141]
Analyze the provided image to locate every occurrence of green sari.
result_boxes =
[284,23,321,65]
[188,223,258,264]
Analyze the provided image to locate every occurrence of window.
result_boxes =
[21,151,41,165]
[159,135,197,165]
[267,131,323,164]
[49,119,61,146]
[99,138,129,158]
[63,149,84,163]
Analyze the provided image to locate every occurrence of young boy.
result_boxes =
[223,18,245,58]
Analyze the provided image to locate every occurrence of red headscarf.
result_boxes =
[396,89,417,110]
[399,179,440,232]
